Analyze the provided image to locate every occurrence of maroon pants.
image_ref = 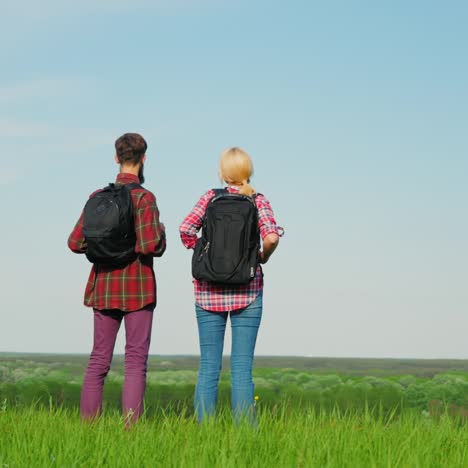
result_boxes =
[80,306,154,424]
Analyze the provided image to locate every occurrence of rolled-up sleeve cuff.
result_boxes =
[260,225,285,240]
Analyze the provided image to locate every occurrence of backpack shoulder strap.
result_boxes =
[124,182,142,191]
[251,192,263,207]
[212,188,228,199]
[107,182,141,190]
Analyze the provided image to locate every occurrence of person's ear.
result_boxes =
[142,154,147,164]
[114,154,120,164]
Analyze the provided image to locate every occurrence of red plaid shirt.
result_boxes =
[179,187,281,312]
[68,173,166,312]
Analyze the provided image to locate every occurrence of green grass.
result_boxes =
[1,355,468,467]
[1,405,467,467]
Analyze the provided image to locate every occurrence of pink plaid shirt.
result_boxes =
[179,187,282,312]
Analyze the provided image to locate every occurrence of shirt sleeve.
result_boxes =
[179,190,214,249]
[134,191,166,257]
[256,194,283,240]
[67,212,87,253]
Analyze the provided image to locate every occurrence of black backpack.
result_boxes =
[83,182,140,267]
[192,189,261,286]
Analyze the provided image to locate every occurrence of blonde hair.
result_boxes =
[219,147,256,196]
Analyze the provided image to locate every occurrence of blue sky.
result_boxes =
[1,0,467,358]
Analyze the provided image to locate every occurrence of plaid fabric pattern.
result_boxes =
[179,187,281,312]
[68,173,166,311]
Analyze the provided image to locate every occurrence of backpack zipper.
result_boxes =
[199,241,210,260]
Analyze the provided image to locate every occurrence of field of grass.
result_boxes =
[1,354,468,467]
[1,406,467,467]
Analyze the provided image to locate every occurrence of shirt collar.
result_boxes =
[116,172,140,184]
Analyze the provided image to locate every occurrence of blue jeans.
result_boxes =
[194,292,263,423]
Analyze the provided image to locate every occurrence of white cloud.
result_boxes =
[0,118,116,159]
[3,0,224,21]
[0,78,94,103]
[0,167,22,186]
[0,119,53,138]
[0,0,229,49]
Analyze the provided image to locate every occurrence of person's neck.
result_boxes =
[120,164,140,177]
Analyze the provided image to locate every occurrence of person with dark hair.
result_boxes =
[68,133,166,426]
[114,133,148,183]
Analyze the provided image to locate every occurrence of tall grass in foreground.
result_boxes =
[0,405,467,467]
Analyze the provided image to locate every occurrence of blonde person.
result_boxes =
[179,147,283,423]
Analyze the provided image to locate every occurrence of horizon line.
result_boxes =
[1,351,467,362]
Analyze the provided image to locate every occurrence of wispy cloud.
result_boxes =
[1,0,229,52]
[3,0,223,21]
[0,167,22,186]
[0,78,96,103]
[0,119,53,138]
[0,118,158,187]
[0,118,115,154]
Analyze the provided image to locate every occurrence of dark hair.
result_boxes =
[115,133,147,165]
